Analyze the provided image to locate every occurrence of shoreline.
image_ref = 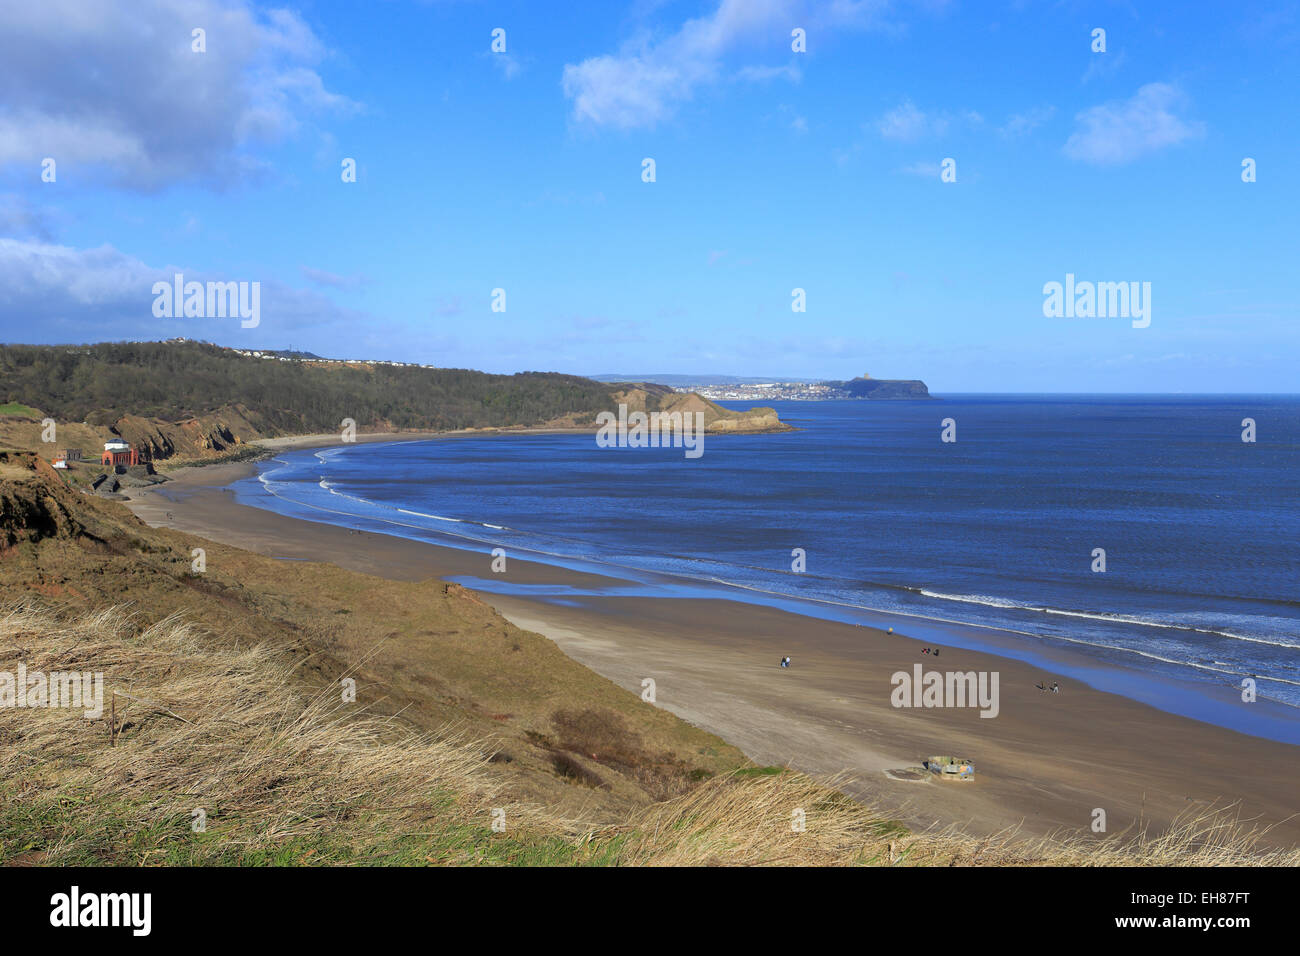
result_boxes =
[156,426,597,471]
[122,444,1300,847]
[213,435,1300,744]
[150,420,797,476]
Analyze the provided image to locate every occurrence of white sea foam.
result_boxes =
[917,589,1298,649]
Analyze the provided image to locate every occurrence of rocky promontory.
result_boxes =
[820,376,931,399]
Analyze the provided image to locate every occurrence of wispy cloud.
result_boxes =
[1063,83,1205,165]
[878,100,932,141]
[900,160,941,177]
[561,0,897,129]
[998,105,1055,138]
[876,100,981,141]
[492,53,522,80]
[1081,48,1127,84]
[735,64,801,83]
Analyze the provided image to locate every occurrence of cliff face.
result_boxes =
[110,405,267,459]
[0,453,101,548]
[0,404,268,469]
[823,377,931,399]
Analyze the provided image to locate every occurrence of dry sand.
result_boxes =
[124,441,1300,847]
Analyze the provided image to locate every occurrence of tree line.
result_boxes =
[0,342,616,432]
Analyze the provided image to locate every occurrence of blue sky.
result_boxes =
[1,0,1297,391]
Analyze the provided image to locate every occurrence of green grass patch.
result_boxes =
[0,401,41,417]
[733,765,785,778]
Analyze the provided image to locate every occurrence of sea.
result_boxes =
[232,396,1300,742]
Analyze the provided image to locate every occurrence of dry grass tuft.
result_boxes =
[0,602,507,864]
[603,768,1300,867]
[3,601,1294,866]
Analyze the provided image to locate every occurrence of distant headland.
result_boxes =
[592,373,932,402]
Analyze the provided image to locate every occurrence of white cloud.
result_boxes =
[0,0,358,190]
[0,238,368,341]
[562,0,894,129]
[1063,83,1205,165]
[562,48,709,129]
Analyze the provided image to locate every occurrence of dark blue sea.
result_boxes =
[233,396,1300,739]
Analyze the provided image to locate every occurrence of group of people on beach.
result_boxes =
[778,641,947,668]
[776,637,1063,698]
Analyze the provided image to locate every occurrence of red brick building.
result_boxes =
[101,439,140,468]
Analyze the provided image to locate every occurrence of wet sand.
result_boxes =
[125,447,1300,846]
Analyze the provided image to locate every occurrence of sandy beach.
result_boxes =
[124,439,1300,847]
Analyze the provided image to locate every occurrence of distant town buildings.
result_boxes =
[131,338,436,369]
[681,382,841,402]
[228,347,436,369]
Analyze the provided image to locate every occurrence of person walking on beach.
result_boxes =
[780,656,791,668]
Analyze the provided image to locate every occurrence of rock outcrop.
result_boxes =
[0,453,91,547]
[608,384,789,433]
